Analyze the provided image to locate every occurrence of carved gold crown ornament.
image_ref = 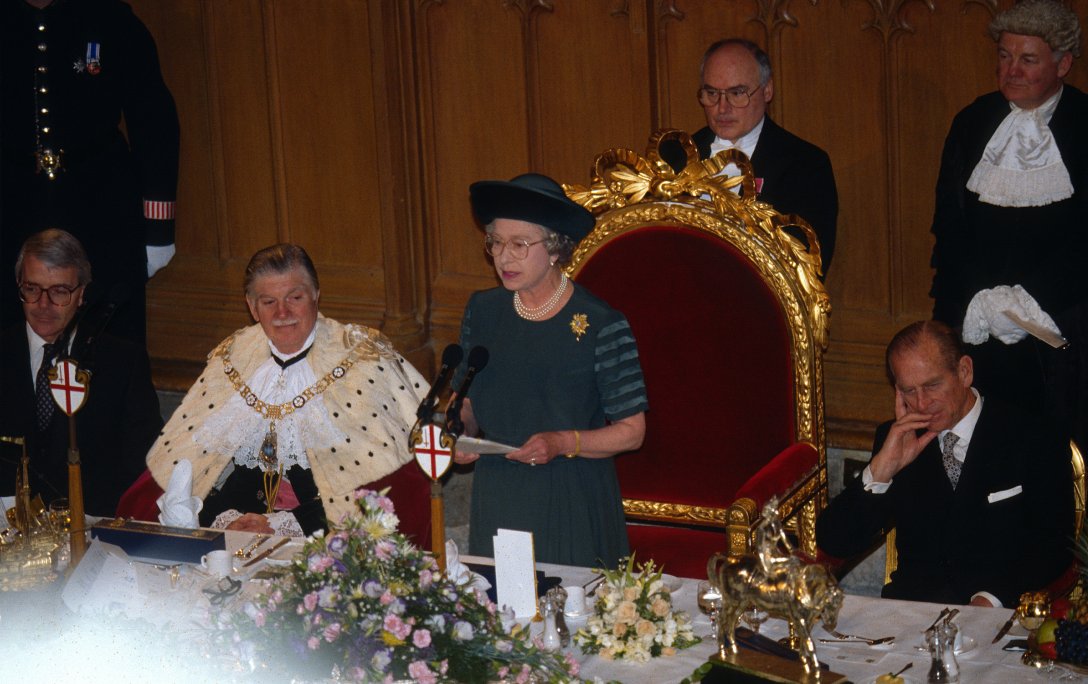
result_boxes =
[564,130,832,560]
[564,129,830,351]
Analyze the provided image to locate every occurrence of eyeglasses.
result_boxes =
[484,236,546,260]
[698,85,758,108]
[18,282,81,306]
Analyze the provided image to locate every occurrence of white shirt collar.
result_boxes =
[710,116,765,160]
[25,322,70,384]
[268,325,317,362]
[940,387,983,463]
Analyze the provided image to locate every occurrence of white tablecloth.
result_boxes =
[3,532,1079,682]
[534,561,1073,684]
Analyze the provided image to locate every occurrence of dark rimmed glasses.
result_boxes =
[18,282,81,306]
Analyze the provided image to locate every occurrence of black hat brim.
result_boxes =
[470,179,595,242]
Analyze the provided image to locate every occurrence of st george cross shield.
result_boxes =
[412,422,453,481]
[49,359,90,416]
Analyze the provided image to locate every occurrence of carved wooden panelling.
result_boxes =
[132,0,1088,447]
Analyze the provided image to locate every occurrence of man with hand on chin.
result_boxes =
[817,320,1072,607]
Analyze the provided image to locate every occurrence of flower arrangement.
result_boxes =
[214,488,579,683]
[572,555,700,663]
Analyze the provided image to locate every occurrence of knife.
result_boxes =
[243,537,290,568]
[992,611,1017,643]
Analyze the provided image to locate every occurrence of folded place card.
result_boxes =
[493,528,538,619]
[62,539,142,615]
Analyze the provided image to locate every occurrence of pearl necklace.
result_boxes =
[513,273,569,321]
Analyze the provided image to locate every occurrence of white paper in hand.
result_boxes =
[156,459,203,528]
[494,529,538,619]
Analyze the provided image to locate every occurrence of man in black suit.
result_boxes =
[0,229,161,516]
[930,0,1086,452]
[816,320,1073,607]
[662,39,838,274]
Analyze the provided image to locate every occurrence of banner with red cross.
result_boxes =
[49,359,89,416]
[412,422,453,481]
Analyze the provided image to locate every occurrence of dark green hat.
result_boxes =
[469,173,595,242]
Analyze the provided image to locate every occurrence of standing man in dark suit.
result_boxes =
[662,39,838,274]
[0,229,161,516]
[930,0,1086,452]
[816,321,1073,608]
[0,0,180,346]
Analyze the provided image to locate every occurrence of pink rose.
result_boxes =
[324,623,342,642]
[307,636,320,650]
[407,661,437,684]
[302,592,318,612]
[413,629,432,648]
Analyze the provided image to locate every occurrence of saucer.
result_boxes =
[871,676,916,684]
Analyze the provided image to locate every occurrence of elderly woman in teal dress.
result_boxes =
[452,173,648,568]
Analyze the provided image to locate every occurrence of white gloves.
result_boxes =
[962,285,1062,345]
[146,243,176,278]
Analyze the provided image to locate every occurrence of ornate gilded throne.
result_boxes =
[564,130,831,579]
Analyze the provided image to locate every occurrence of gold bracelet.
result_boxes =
[566,430,580,458]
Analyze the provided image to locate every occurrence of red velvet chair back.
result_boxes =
[565,132,831,577]
[576,225,793,509]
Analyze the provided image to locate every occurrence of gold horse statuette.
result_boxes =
[708,498,843,676]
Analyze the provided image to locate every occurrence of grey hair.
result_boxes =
[700,38,773,86]
[243,243,320,298]
[989,0,1081,58]
[484,222,576,267]
[885,320,966,384]
[15,228,92,286]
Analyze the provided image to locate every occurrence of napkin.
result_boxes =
[445,539,492,593]
[156,459,203,528]
[962,284,1062,345]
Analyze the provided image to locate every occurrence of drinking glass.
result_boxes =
[697,580,723,639]
[741,606,769,634]
[49,498,71,533]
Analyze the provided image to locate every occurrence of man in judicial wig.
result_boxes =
[0,229,161,516]
[661,38,838,274]
[930,0,1087,452]
[144,244,430,537]
[816,321,1073,608]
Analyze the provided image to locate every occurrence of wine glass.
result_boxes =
[697,580,723,639]
[741,606,769,634]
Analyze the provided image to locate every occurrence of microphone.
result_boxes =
[446,346,489,438]
[52,282,103,355]
[415,343,464,421]
[69,283,130,369]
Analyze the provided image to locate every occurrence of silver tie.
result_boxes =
[941,432,961,489]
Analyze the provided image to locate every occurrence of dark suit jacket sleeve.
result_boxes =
[816,422,895,558]
[119,344,164,493]
[749,119,838,273]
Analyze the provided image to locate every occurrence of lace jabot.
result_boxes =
[966,88,1072,208]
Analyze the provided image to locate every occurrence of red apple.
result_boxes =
[1037,641,1058,660]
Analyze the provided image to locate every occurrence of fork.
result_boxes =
[820,626,895,645]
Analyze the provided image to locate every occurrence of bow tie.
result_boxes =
[272,345,312,370]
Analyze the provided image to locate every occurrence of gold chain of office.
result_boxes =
[217,333,356,421]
